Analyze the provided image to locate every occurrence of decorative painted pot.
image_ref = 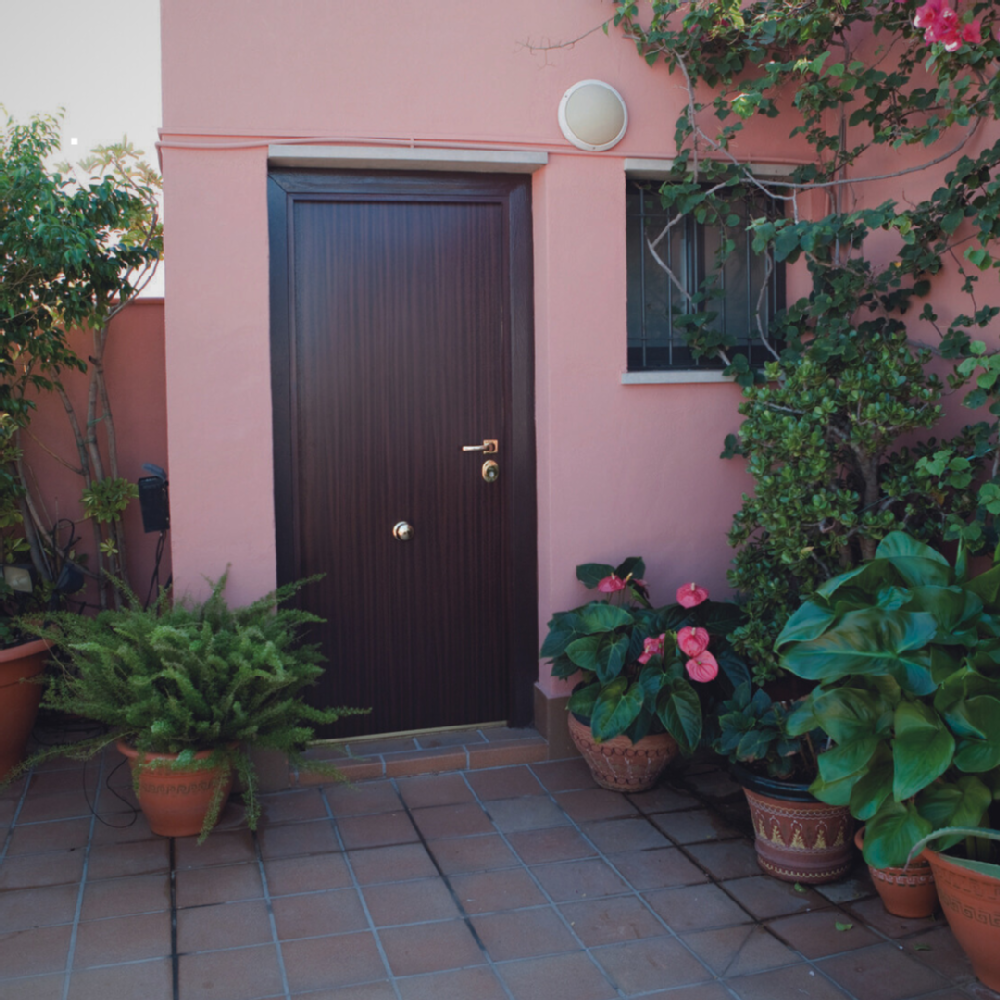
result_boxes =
[116,741,234,838]
[732,765,854,884]
[922,847,1000,992]
[0,639,49,779]
[567,713,678,792]
[854,827,937,918]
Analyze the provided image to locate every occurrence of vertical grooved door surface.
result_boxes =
[270,172,536,738]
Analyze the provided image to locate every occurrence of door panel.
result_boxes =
[269,172,536,738]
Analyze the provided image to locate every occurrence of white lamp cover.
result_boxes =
[558,80,628,152]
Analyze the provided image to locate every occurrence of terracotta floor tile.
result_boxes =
[486,797,570,834]
[683,767,744,801]
[175,861,264,908]
[337,810,419,850]
[258,788,328,825]
[26,769,94,797]
[385,747,467,777]
[554,789,640,823]
[6,818,92,856]
[89,811,157,845]
[396,965,509,1000]
[508,826,599,866]
[726,963,851,1000]
[302,758,382,784]
[325,779,402,816]
[580,816,672,853]
[294,984,397,1000]
[66,958,173,1000]
[906,926,977,983]
[72,910,171,967]
[607,847,708,890]
[87,838,170,880]
[472,906,578,961]
[80,873,170,920]
[469,740,548,769]
[415,727,486,749]
[466,766,546,800]
[768,909,881,959]
[558,896,668,947]
[651,808,742,844]
[482,726,540,743]
[426,834,519,874]
[0,850,84,889]
[644,883,751,931]
[0,775,28,801]
[627,785,699,814]
[0,922,72,977]
[272,886,368,939]
[496,951,618,1000]
[282,932,387,992]
[845,895,940,938]
[173,830,256,869]
[16,790,93,823]
[532,859,629,902]
[265,852,352,895]
[178,943,284,1000]
[592,936,713,993]
[451,868,547,914]
[0,883,79,932]
[723,875,829,920]
[176,898,273,952]
[347,843,437,884]
[631,984,735,1000]
[395,773,475,809]
[411,802,494,839]
[0,972,65,1000]
[817,941,950,1000]
[378,919,485,976]
[345,737,418,756]
[814,873,876,904]
[685,840,762,880]
[361,876,460,925]
[257,818,340,859]
[682,924,800,977]
[530,759,598,793]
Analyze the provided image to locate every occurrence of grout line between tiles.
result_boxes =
[317,786,404,1000]
[0,769,32,866]
[250,830,293,1000]
[170,838,180,1000]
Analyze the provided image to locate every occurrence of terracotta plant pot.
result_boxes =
[567,713,678,792]
[117,741,234,838]
[0,638,49,779]
[733,765,854,884]
[854,826,937,918]
[923,847,1000,992]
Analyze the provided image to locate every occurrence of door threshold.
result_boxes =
[310,720,510,747]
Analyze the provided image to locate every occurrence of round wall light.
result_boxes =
[557,80,628,152]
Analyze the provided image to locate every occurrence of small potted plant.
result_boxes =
[7,573,366,839]
[541,557,744,791]
[775,531,1000,915]
[712,682,855,884]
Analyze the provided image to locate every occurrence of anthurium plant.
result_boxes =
[540,558,745,753]
[775,531,1000,867]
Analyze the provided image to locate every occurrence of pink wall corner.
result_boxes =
[161,145,276,607]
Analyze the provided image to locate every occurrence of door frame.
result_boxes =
[268,169,538,728]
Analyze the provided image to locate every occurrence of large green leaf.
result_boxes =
[656,680,702,754]
[590,678,644,741]
[875,532,953,587]
[863,799,933,868]
[809,686,892,745]
[637,664,667,704]
[614,557,645,582]
[893,701,954,800]
[567,682,600,718]
[540,611,584,658]
[953,696,1000,772]
[849,743,894,820]
[576,603,634,632]
[966,564,1000,614]
[905,586,983,639]
[775,601,837,649]
[566,633,630,683]
[817,737,880,785]
[815,559,899,603]
[916,776,991,851]
[576,563,615,588]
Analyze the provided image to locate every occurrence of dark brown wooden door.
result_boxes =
[269,171,536,737]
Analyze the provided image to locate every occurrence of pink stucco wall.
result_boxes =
[159,0,994,704]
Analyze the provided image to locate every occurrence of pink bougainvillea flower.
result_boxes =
[677,626,710,658]
[686,650,719,683]
[913,0,943,29]
[638,633,665,665]
[598,575,626,593]
[676,582,709,608]
[961,19,982,43]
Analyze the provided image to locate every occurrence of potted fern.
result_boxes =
[7,574,364,839]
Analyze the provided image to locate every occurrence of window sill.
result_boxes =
[621,370,733,385]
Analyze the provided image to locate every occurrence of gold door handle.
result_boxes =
[461,439,498,454]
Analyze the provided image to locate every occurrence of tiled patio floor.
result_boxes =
[1,746,997,1000]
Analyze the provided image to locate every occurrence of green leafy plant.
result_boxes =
[7,574,366,838]
[540,558,746,753]
[777,532,1000,868]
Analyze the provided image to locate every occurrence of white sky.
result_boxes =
[0,0,165,295]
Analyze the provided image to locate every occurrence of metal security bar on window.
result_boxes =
[626,182,784,372]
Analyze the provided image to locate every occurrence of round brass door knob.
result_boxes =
[392,521,414,541]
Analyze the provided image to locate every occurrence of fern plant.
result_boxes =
[11,574,365,838]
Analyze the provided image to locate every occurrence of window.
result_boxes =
[626,181,784,372]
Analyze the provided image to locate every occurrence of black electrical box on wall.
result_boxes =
[138,476,170,533]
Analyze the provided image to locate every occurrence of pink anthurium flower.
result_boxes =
[598,575,626,593]
[638,633,665,664]
[677,626,710,657]
[686,650,719,683]
[676,582,709,608]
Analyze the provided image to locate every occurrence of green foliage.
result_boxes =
[777,532,1000,867]
[81,477,140,525]
[11,574,366,838]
